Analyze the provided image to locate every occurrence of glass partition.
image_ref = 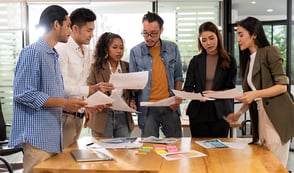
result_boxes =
[28,2,152,61]
[158,1,220,76]
[0,2,26,123]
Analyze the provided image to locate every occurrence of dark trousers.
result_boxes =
[189,101,229,137]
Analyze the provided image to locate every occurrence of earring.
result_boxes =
[104,53,108,59]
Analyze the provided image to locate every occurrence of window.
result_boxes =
[0,2,25,123]
[158,1,220,76]
[0,1,223,124]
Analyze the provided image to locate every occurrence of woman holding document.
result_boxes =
[226,17,294,167]
[86,32,136,137]
[183,21,237,137]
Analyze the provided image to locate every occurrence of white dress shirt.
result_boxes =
[247,52,257,91]
[109,61,123,97]
[55,37,91,98]
[247,52,261,101]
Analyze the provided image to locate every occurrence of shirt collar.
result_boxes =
[68,36,86,53]
[38,37,58,55]
[108,60,122,74]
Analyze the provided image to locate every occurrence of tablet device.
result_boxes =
[71,149,113,162]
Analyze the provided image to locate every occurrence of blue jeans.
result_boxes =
[142,107,182,137]
[92,110,130,137]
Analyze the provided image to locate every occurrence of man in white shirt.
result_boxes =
[55,8,113,148]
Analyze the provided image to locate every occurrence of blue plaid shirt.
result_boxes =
[8,38,64,153]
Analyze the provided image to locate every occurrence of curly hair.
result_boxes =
[92,32,123,72]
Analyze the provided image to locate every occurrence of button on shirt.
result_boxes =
[55,37,91,98]
[9,37,64,153]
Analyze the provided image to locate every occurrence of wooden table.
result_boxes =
[33,137,288,173]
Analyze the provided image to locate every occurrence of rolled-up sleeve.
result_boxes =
[267,46,289,85]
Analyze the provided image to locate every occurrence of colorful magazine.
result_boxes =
[159,150,207,160]
[195,139,229,148]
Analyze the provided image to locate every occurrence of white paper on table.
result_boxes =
[85,91,113,107]
[110,93,139,113]
[140,96,175,107]
[203,88,242,99]
[109,71,148,89]
[222,142,247,149]
[172,89,214,101]
[96,141,143,149]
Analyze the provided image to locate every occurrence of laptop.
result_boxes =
[71,149,113,162]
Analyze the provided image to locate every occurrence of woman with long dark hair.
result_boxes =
[227,17,294,166]
[183,21,237,137]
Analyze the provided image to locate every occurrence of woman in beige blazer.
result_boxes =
[226,17,294,167]
[86,32,135,137]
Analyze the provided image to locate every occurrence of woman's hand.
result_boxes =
[169,96,183,111]
[235,91,257,104]
[225,113,241,124]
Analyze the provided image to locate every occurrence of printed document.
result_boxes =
[110,92,138,113]
[85,91,113,107]
[203,88,242,99]
[195,139,229,148]
[172,89,241,100]
[109,71,148,89]
[140,96,175,107]
[172,89,214,100]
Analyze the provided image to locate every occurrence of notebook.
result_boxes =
[71,149,114,162]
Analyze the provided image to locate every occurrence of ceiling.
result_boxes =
[1,0,289,21]
[232,0,287,21]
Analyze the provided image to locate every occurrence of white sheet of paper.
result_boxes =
[85,91,113,107]
[172,90,205,100]
[96,140,143,149]
[109,71,148,89]
[222,142,247,149]
[140,96,175,107]
[110,93,138,113]
[203,88,242,99]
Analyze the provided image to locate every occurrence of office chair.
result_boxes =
[0,100,23,172]
[0,156,13,173]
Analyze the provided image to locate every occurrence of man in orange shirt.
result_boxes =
[129,11,183,137]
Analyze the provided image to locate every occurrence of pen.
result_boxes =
[86,142,94,146]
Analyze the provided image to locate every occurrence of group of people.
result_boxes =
[7,4,294,173]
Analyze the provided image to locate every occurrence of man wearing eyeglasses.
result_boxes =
[129,11,184,138]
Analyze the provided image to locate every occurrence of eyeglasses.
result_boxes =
[141,32,159,38]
